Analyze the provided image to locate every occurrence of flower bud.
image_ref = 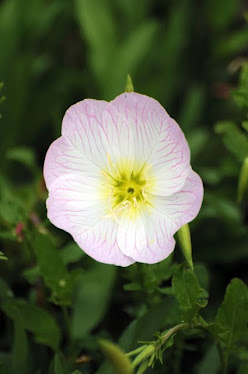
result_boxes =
[177,224,193,270]
[99,339,133,374]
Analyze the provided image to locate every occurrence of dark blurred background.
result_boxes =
[1,0,248,373]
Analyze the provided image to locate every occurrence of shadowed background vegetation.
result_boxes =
[0,0,248,373]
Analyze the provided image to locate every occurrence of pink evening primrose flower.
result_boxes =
[44,93,203,267]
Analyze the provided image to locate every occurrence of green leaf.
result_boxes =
[60,242,85,265]
[196,344,220,374]
[72,263,116,338]
[215,29,248,57]
[2,299,61,351]
[0,360,9,374]
[6,146,36,170]
[207,0,241,30]
[0,251,8,261]
[172,263,201,311]
[12,316,29,374]
[99,340,133,374]
[215,121,248,161]
[34,233,73,305]
[215,278,248,351]
[54,354,66,374]
[172,263,208,321]
[232,64,248,110]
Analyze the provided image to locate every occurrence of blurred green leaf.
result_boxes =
[0,251,8,261]
[215,121,248,161]
[54,354,66,374]
[60,242,85,265]
[215,28,248,57]
[207,0,240,30]
[12,316,29,374]
[2,299,61,351]
[232,64,248,111]
[6,146,36,170]
[0,360,9,374]
[215,278,248,351]
[34,233,74,305]
[72,263,116,338]
[196,344,220,374]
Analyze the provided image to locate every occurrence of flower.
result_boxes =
[44,93,203,266]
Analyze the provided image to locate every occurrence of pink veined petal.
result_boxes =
[75,217,135,267]
[110,92,191,196]
[61,99,134,177]
[44,136,101,189]
[117,205,177,264]
[151,168,204,228]
[46,174,134,267]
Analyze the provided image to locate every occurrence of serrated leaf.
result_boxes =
[172,263,201,311]
[215,278,248,351]
[2,299,61,351]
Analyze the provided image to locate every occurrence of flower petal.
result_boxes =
[47,174,134,266]
[117,205,177,264]
[44,136,100,189]
[111,93,191,195]
[61,99,134,175]
[151,168,203,228]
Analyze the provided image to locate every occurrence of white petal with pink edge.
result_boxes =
[61,99,134,176]
[46,173,134,266]
[111,93,190,195]
[151,168,203,228]
[117,204,177,264]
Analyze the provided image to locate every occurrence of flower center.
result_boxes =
[101,158,154,221]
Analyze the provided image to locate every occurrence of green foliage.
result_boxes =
[72,263,116,338]
[2,298,61,351]
[172,263,208,322]
[34,233,76,306]
[0,0,248,373]
[215,121,248,162]
[215,278,248,352]
[232,65,248,110]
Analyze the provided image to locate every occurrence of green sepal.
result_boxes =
[125,74,134,92]
[177,224,193,270]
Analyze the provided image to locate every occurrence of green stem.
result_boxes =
[160,323,189,346]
